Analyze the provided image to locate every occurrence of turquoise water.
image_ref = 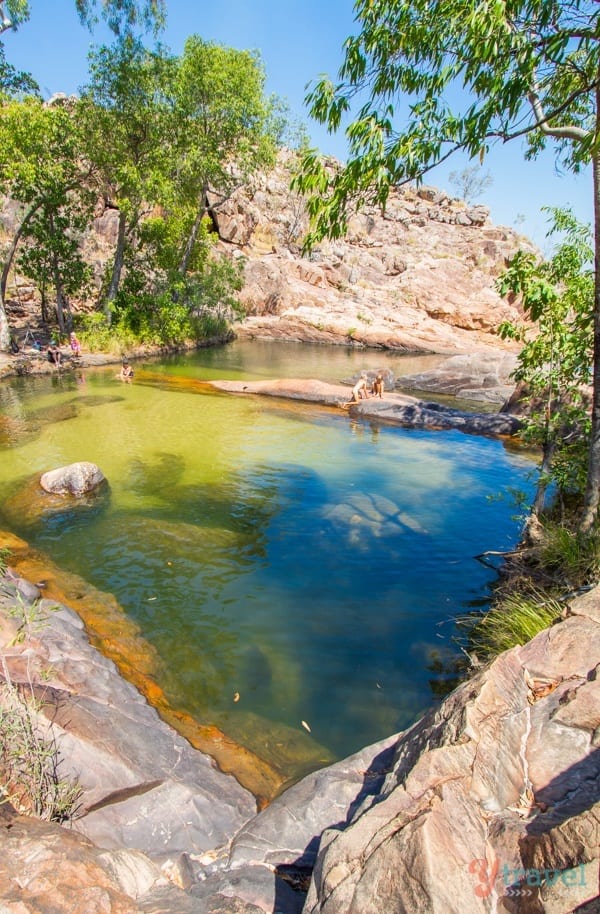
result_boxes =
[0,341,535,772]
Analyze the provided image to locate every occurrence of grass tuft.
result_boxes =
[464,590,562,663]
[539,523,600,586]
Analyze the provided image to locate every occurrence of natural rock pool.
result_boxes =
[0,340,535,785]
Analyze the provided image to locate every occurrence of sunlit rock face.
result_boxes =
[204,149,535,356]
[0,564,597,913]
[75,149,534,360]
[303,589,600,914]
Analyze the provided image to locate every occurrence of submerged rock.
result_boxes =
[2,471,109,531]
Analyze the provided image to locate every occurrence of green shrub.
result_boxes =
[0,597,82,822]
[0,681,83,822]
[0,548,11,577]
[76,312,137,355]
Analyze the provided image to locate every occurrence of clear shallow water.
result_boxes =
[0,341,535,774]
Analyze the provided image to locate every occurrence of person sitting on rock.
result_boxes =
[47,343,62,367]
[351,373,370,401]
[372,372,384,398]
[341,372,370,408]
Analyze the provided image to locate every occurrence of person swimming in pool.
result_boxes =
[118,360,134,382]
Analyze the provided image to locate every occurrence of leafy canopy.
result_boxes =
[173,36,276,187]
[2,0,165,35]
[294,0,600,245]
[498,208,594,501]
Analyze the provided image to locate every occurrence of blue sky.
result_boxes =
[2,0,593,251]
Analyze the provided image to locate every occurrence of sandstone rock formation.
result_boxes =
[303,591,600,914]
[396,351,520,404]
[208,150,533,356]
[2,150,532,367]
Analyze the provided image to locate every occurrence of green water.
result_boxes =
[0,340,535,774]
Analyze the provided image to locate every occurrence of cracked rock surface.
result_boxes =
[303,590,600,914]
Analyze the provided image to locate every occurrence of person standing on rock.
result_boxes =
[69,332,81,357]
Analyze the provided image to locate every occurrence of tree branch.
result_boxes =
[527,85,590,142]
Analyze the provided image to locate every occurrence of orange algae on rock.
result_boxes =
[0,530,285,804]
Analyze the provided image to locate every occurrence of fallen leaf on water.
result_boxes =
[233,692,240,702]
[301,720,311,732]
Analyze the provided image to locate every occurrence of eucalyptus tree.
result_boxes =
[78,37,175,321]
[169,36,278,278]
[0,0,165,349]
[0,95,95,336]
[0,45,38,96]
[294,0,600,533]
[498,210,594,519]
[448,165,493,205]
[0,0,165,36]
[17,196,93,331]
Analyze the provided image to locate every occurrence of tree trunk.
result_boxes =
[532,438,555,518]
[0,203,41,350]
[0,203,42,351]
[50,211,70,334]
[0,299,10,351]
[178,188,208,277]
[580,149,600,533]
[103,208,127,325]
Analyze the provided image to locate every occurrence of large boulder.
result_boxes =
[302,590,600,914]
[40,461,105,495]
[396,351,519,405]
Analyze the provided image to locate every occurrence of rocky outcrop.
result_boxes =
[209,150,534,355]
[303,590,600,914]
[0,579,257,854]
[1,150,532,365]
[396,351,519,405]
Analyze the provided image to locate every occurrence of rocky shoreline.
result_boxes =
[0,553,598,913]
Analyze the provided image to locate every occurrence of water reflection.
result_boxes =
[0,340,535,780]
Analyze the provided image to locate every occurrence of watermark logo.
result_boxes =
[469,857,588,899]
